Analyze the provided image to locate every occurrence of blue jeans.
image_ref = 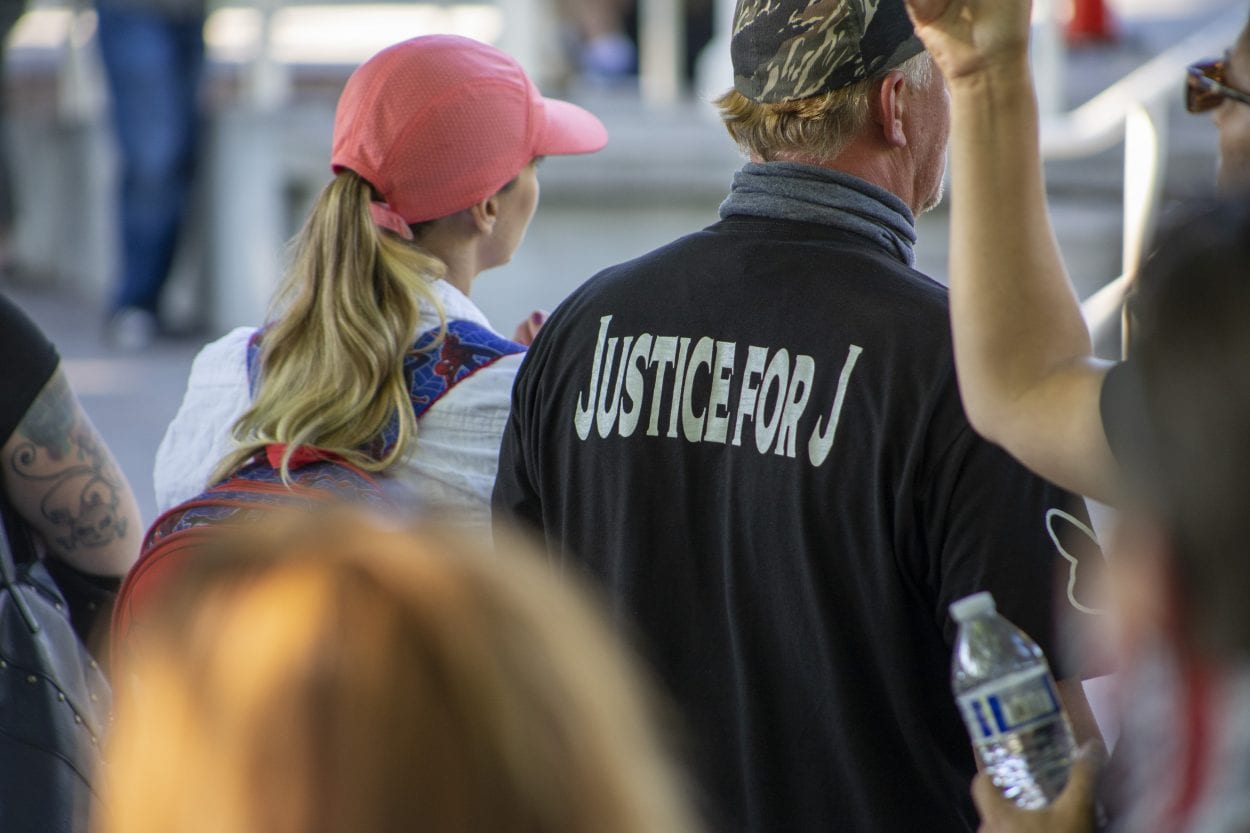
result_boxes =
[95,4,204,315]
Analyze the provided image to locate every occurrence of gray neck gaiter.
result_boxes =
[718,161,918,267]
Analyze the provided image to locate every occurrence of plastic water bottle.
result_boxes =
[950,591,1076,809]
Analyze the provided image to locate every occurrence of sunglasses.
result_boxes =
[1186,54,1250,113]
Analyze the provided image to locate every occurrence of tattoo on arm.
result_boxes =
[8,373,129,551]
[19,372,75,456]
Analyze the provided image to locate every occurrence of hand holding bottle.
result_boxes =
[972,741,1105,833]
[951,591,1077,808]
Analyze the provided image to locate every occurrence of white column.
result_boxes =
[208,111,284,332]
[639,0,684,105]
[57,8,104,125]
[244,0,290,111]
[497,0,562,86]
[695,0,735,100]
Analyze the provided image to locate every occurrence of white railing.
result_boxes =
[639,0,685,104]
[1053,6,1238,351]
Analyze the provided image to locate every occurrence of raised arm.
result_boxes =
[1,367,143,577]
[905,0,1120,503]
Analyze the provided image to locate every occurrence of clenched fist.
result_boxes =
[904,0,1033,83]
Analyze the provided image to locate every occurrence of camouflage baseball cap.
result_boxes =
[731,0,925,103]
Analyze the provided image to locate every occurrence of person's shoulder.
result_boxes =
[404,319,525,420]
[0,291,57,354]
[785,228,955,343]
[0,290,33,327]
[532,230,710,330]
[716,215,953,310]
[587,226,720,287]
[187,326,255,385]
[879,263,953,329]
[808,231,951,311]
[198,326,255,355]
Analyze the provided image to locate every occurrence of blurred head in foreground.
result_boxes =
[101,513,699,833]
[1102,198,1250,659]
[1086,198,1250,832]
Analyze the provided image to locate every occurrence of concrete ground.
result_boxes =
[1,0,1238,527]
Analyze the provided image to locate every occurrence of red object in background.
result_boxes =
[1067,0,1116,43]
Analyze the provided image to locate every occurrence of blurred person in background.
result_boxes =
[556,0,713,86]
[494,0,1099,830]
[558,0,637,82]
[97,0,206,349]
[0,291,140,832]
[100,511,702,833]
[152,35,606,531]
[1,291,142,619]
[903,0,1250,829]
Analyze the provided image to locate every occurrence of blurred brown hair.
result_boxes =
[100,512,701,833]
[1115,198,1250,656]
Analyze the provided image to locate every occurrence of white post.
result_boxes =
[639,0,684,105]
[1079,100,1168,356]
[497,0,561,86]
[209,111,284,332]
[51,6,112,298]
[695,0,735,100]
[244,0,290,111]
[57,8,102,125]
[1121,100,1168,282]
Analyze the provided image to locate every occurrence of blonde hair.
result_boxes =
[714,52,932,162]
[213,171,446,483]
[102,513,702,833]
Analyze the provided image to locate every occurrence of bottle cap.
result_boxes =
[950,591,996,623]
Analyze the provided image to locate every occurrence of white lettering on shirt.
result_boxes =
[703,341,737,445]
[807,345,863,467]
[572,315,864,468]
[646,336,678,437]
[682,336,714,442]
[574,315,614,440]
[619,334,654,438]
[667,337,691,439]
[594,335,631,438]
[755,348,790,455]
[776,354,814,458]
[731,345,769,447]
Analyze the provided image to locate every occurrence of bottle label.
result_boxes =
[957,666,1063,743]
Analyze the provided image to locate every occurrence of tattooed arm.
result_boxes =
[1,367,143,576]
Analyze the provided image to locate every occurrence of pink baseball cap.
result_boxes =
[331,35,608,236]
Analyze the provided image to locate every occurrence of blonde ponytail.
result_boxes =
[212,171,446,482]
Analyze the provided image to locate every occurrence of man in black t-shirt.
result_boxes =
[493,2,1099,831]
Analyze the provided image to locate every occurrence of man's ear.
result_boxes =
[468,195,499,235]
[872,70,908,149]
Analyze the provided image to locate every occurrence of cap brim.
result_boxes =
[536,98,609,156]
